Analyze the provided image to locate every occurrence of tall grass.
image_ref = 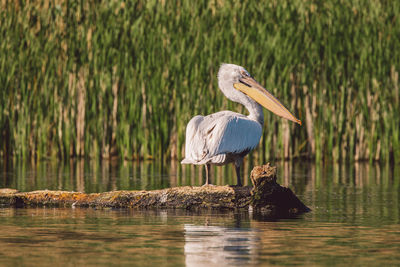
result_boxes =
[0,0,399,163]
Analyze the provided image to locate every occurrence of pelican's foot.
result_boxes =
[202,183,215,187]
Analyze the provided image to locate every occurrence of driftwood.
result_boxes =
[0,163,310,217]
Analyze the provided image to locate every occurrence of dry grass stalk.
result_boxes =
[76,68,87,157]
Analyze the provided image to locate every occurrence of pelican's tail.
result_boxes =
[181,158,194,164]
[181,154,226,165]
[181,158,209,165]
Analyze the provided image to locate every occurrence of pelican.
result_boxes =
[181,63,301,186]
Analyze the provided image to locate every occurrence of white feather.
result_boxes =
[181,111,262,165]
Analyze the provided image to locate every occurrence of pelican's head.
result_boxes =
[218,63,301,125]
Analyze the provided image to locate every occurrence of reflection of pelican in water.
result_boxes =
[184,224,259,266]
[181,64,301,186]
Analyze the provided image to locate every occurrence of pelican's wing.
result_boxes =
[181,115,207,163]
[181,111,262,164]
[205,112,262,157]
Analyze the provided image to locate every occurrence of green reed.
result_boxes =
[0,0,399,163]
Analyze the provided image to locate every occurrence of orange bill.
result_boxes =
[234,76,301,125]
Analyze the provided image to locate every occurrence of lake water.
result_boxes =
[0,160,399,266]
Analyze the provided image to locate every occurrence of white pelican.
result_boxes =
[181,63,301,186]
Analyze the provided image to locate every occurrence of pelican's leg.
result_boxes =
[204,164,211,185]
[234,161,242,187]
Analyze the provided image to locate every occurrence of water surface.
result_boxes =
[0,160,399,266]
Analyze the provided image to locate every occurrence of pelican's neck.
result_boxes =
[218,73,264,126]
[242,97,264,125]
[218,79,265,125]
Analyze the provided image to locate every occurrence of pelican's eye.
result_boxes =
[241,70,250,77]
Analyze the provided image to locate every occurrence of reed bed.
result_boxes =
[0,0,399,163]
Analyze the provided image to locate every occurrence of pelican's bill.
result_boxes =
[233,77,301,125]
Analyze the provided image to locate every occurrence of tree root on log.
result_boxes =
[0,163,310,217]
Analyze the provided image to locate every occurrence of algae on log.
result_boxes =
[0,186,252,209]
[0,163,310,216]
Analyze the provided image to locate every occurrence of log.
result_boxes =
[0,186,251,209]
[0,163,310,217]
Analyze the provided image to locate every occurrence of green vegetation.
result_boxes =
[0,0,399,163]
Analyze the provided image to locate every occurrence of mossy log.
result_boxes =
[0,186,251,209]
[0,163,310,216]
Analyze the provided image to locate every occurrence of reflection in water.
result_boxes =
[0,208,187,266]
[0,159,399,231]
[0,159,398,195]
[0,207,399,266]
[0,158,399,266]
[184,224,259,266]
[250,220,400,266]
